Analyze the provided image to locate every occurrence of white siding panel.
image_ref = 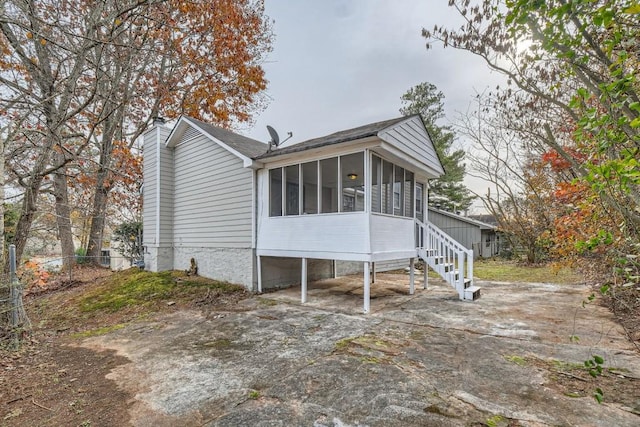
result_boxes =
[173,134,252,248]
[370,214,415,254]
[378,117,444,177]
[257,213,369,255]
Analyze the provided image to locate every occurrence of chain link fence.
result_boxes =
[1,245,31,349]
[1,249,142,349]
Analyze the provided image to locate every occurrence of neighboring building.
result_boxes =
[427,208,499,259]
[143,115,480,313]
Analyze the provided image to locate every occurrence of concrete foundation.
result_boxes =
[172,247,254,289]
[144,246,174,272]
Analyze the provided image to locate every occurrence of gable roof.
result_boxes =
[165,114,443,175]
[182,116,268,158]
[254,116,411,160]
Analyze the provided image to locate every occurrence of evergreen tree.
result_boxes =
[400,82,474,212]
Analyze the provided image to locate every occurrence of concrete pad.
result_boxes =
[82,273,640,426]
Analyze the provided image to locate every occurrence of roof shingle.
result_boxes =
[254,116,412,159]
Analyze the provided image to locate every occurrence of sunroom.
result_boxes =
[254,115,450,312]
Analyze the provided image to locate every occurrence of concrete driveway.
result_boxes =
[83,273,640,426]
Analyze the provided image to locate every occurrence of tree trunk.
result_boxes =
[86,108,118,265]
[0,135,4,266]
[10,183,42,272]
[53,161,75,269]
[86,178,109,265]
[86,131,114,264]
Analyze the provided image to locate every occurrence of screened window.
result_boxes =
[393,166,404,216]
[269,168,282,216]
[340,152,364,212]
[302,161,318,214]
[382,160,393,214]
[320,157,338,213]
[404,170,414,218]
[285,165,299,215]
[371,155,382,213]
[415,183,424,222]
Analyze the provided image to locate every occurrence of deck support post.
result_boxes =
[409,257,415,295]
[372,262,376,283]
[257,255,262,293]
[363,262,370,314]
[423,262,428,290]
[301,258,308,303]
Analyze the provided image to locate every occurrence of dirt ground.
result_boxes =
[1,269,640,426]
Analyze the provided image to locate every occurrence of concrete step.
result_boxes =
[464,286,481,301]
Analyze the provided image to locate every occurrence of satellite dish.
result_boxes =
[266,125,293,152]
[267,125,280,147]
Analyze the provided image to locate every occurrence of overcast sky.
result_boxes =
[244,0,506,212]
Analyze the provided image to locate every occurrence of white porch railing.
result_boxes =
[415,219,479,301]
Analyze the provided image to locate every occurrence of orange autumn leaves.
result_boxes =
[152,0,272,126]
[539,148,616,259]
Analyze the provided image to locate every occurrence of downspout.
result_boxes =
[252,168,257,249]
[252,167,259,292]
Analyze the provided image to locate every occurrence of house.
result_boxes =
[142,115,480,313]
[428,207,500,258]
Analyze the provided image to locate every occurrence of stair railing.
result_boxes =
[415,219,474,299]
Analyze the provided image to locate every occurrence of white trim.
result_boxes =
[261,140,378,168]
[255,248,418,262]
[251,169,256,249]
[166,117,262,169]
[363,262,370,314]
[256,249,372,261]
[337,155,342,212]
[257,255,262,293]
[301,258,308,303]
[409,257,415,295]
[376,142,442,179]
[371,250,418,262]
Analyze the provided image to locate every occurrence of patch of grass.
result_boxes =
[71,324,126,338]
[257,297,278,306]
[360,356,381,364]
[198,338,232,349]
[550,359,584,370]
[503,355,528,366]
[248,390,260,399]
[473,259,582,284]
[335,337,356,350]
[486,414,506,427]
[564,391,583,398]
[78,269,245,313]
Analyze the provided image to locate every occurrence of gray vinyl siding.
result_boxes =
[380,117,444,176]
[173,135,253,248]
[428,209,481,254]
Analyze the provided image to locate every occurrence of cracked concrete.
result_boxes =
[83,273,640,426]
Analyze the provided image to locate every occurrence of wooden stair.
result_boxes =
[416,220,480,301]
